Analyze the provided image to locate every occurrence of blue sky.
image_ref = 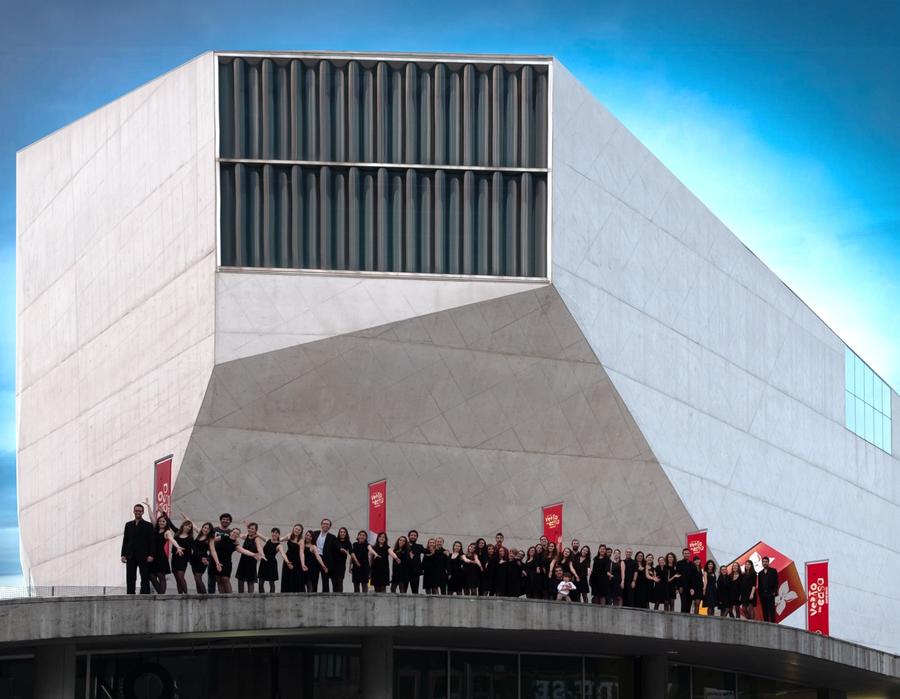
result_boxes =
[2,1,899,580]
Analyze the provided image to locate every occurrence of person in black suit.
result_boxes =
[407,530,424,594]
[311,518,341,591]
[675,548,695,613]
[121,503,154,594]
[757,556,780,622]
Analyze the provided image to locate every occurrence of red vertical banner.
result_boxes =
[369,480,387,536]
[806,560,829,636]
[542,503,563,545]
[686,529,708,566]
[154,455,173,518]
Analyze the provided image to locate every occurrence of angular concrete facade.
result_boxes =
[16,51,900,655]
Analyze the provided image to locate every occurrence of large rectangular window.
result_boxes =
[217,54,550,278]
[845,347,892,453]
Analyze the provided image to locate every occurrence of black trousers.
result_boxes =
[126,558,152,594]
[409,573,420,594]
[678,587,692,612]
[330,574,344,592]
[207,566,217,594]
[761,596,776,622]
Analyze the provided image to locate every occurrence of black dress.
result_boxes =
[391,546,411,588]
[703,571,718,609]
[190,537,210,575]
[151,531,172,575]
[448,553,465,593]
[729,574,742,607]
[171,535,192,574]
[479,553,494,595]
[506,558,523,598]
[716,573,730,612]
[590,556,609,600]
[609,561,623,600]
[635,564,649,608]
[422,551,442,590]
[523,559,538,598]
[492,560,507,596]
[653,565,669,604]
[370,544,390,588]
[258,540,279,583]
[236,536,259,582]
[667,565,681,601]
[740,569,757,605]
[214,536,236,578]
[436,548,449,591]
[351,542,370,585]
[573,556,590,598]
[623,559,638,606]
[464,557,481,591]
[281,540,302,592]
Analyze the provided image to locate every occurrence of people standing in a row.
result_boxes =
[119,507,776,621]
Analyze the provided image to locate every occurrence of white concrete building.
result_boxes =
[16,51,899,654]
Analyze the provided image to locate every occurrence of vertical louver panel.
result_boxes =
[220,164,547,276]
[218,54,550,278]
[218,56,548,167]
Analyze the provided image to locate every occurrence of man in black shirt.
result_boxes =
[757,556,780,622]
[675,548,695,613]
[121,503,154,594]
[207,513,233,594]
[408,530,424,594]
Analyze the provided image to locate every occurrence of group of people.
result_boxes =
[120,505,782,622]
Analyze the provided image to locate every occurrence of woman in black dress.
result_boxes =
[333,527,353,592]
[716,564,731,616]
[210,528,258,593]
[191,522,213,593]
[257,528,281,593]
[304,530,326,592]
[506,548,524,598]
[370,532,390,592]
[648,555,666,610]
[422,538,442,594]
[462,543,483,595]
[448,541,465,595]
[633,551,649,609]
[350,530,373,593]
[492,546,508,597]
[523,546,538,599]
[544,542,559,599]
[170,520,194,594]
[150,513,181,594]
[664,552,679,612]
[729,562,743,618]
[702,560,718,614]
[280,524,304,593]
[609,549,624,606]
[478,544,494,596]
[236,523,265,593]
[573,546,591,603]
[390,535,411,593]
[434,537,449,594]
[589,545,609,604]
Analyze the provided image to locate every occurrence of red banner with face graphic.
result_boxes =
[806,560,829,636]
[154,455,173,518]
[542,503,563,545]
[686,529,708,566]
[369,480,387,535]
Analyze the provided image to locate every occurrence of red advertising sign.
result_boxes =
[686,529,708,566]
[806,560,829,636]
[368,480,387,535]
[154,455,173,517]
[729,541,807,623]
[542,503,563,545]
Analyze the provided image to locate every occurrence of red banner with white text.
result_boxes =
[154,455,173,518]
[686,529,708,566]
[369,480,387,536]
[542,503,563,545]
[806,560,829,636]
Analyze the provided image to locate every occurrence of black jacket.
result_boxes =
[121,519,154,560]
[310,530,340,571]
[675,559,694,591]
[757,567,779,598]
